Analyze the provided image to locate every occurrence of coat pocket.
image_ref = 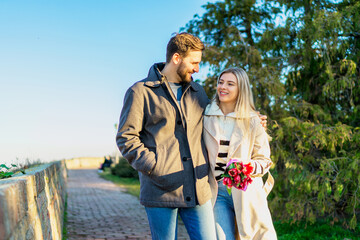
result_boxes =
[149,145,164,178]
[149,145,184,191]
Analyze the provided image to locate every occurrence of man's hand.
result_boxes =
[256,111,267,130]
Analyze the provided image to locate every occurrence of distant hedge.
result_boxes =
[111,158,139,179]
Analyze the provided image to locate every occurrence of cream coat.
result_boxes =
[203,101,277,240]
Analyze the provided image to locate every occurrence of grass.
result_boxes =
[62,195,68,240]
[99,168,360,239]
[274,219,360,240]
[98,168,140,197]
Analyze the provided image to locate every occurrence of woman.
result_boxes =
[203,68,277,240]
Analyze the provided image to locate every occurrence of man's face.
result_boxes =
[176,51,202,83]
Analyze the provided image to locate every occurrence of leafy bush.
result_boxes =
[269,120,360,229]
[184,0,360,230]
[111,158,139,179]
[0,164,17,179]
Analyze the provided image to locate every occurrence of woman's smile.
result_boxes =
[217,72,239,106]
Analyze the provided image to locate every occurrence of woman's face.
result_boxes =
[217,72,239,105]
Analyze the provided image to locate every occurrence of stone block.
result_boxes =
[0,179,28,239]
[35,191,48,212]
[34,171,45,193]
[0,161,67,240]
[65,157,104,169]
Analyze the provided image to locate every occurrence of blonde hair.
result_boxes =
[215,67,256,136]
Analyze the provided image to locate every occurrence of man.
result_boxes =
[116,32,216,239]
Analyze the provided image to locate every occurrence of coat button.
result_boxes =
[177,120,182,125]
[186,196,191,201]
[182,157,187,162]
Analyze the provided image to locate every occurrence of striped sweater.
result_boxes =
[212,108,267,181]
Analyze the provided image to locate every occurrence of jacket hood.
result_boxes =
[205,100,258,119]
[144,62,200,92]
[143,63,166,87]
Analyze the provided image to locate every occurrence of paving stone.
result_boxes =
[66,169,189,239]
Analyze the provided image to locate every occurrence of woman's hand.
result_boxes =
[256,111,267,130]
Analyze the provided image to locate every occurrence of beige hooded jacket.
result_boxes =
[203,101,277,240]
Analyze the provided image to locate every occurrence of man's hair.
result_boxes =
[166,32,205,63]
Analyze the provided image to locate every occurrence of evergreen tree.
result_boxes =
[184,0,360,229]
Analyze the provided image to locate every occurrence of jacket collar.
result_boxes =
[188,81,200,92]
[205,100,258,118]
[144,62,199,92]
[144,63,165,87]
[204,100,259,159]
[205,101,237,118]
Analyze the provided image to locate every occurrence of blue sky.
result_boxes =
[0,0,214,164]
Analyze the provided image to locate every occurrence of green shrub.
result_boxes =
[0,164,17,179]
[111,158,139,179]
[184,0,360,230]
[269,120,360,229]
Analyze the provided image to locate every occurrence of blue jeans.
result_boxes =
[145,200,216,240]
[213,182,236,240]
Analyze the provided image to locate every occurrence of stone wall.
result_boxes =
[65,157,105,169]
[0,161,67,240]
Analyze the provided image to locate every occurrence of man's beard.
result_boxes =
[176,63,192,83]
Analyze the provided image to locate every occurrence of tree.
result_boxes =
[185,0,284,116]
[184,0,360,229]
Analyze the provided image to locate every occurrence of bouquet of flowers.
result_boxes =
[221,158,254,195]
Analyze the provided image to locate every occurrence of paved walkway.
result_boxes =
[66,169,189,240]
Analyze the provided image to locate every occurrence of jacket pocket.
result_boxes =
[149,145,184,191]
[149,145,163,178]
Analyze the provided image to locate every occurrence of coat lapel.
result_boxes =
[228,112,258,162]
[205,101,260,163]
[203,115,221,141]
[203,102,222,141]
[204,101,245,161]
[228,124,244,160]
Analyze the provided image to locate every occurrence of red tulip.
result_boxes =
[233,175,241,184]
[228,168,238,177]
[223,177,232,187]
